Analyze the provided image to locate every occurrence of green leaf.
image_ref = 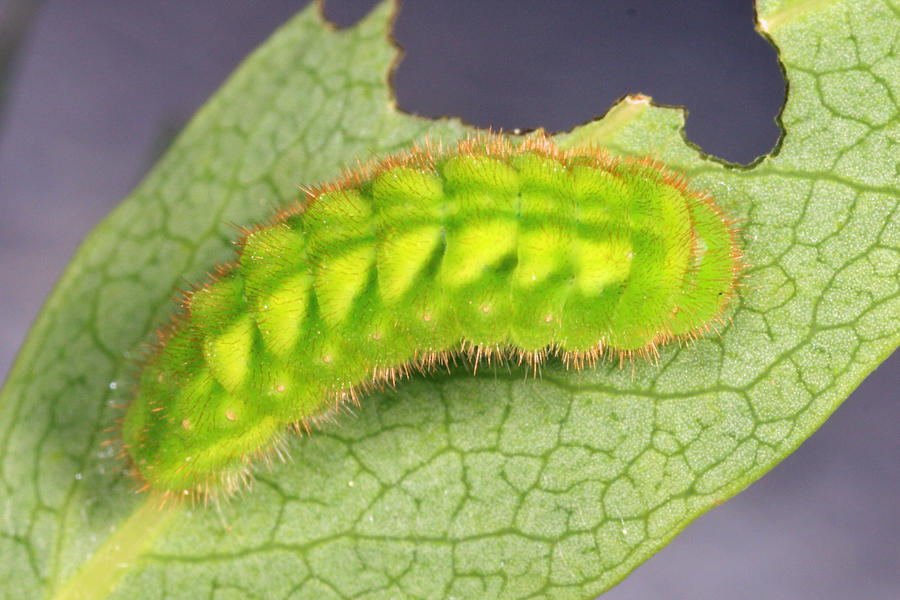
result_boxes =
[1,1,897,598]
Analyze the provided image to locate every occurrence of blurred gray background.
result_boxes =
[0,1,896,598]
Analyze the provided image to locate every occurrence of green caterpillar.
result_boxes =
[122,133,742,500]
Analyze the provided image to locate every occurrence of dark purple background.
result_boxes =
[0,1,896,598]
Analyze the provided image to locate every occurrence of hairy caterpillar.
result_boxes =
[122,133,742,500]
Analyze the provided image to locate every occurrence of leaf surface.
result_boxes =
[0,1,897,598]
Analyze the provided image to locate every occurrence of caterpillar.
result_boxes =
[121,133,742,501]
